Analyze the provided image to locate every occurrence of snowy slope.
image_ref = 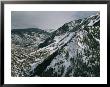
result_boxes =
[11,14,100,77]
[41,14,100,77]
[11,28,50,48]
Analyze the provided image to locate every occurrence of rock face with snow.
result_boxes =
[11,14,100,77]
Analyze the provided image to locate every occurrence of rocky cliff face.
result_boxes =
[11,14,100,77]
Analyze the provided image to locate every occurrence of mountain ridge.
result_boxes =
[11,14,100,77]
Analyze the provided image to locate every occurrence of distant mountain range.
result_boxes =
[11,14,100,77]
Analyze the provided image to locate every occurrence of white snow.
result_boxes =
[82,56,88,64]
[54,33,68,43]
[82,25,85,29]
[17,59,25,62]
[30,62,38,71]
[58,32,74,47]
[94,37,100,42]
[88,20,94,26]
[91,33,100,42]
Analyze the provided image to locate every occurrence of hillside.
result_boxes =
[11,14,100,77]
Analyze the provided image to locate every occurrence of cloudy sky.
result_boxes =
[11,11,97,31]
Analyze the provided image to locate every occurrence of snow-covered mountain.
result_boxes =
[11,14,100,77]
[11,28,51,48]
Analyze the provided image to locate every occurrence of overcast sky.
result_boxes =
[11,11,98,31]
